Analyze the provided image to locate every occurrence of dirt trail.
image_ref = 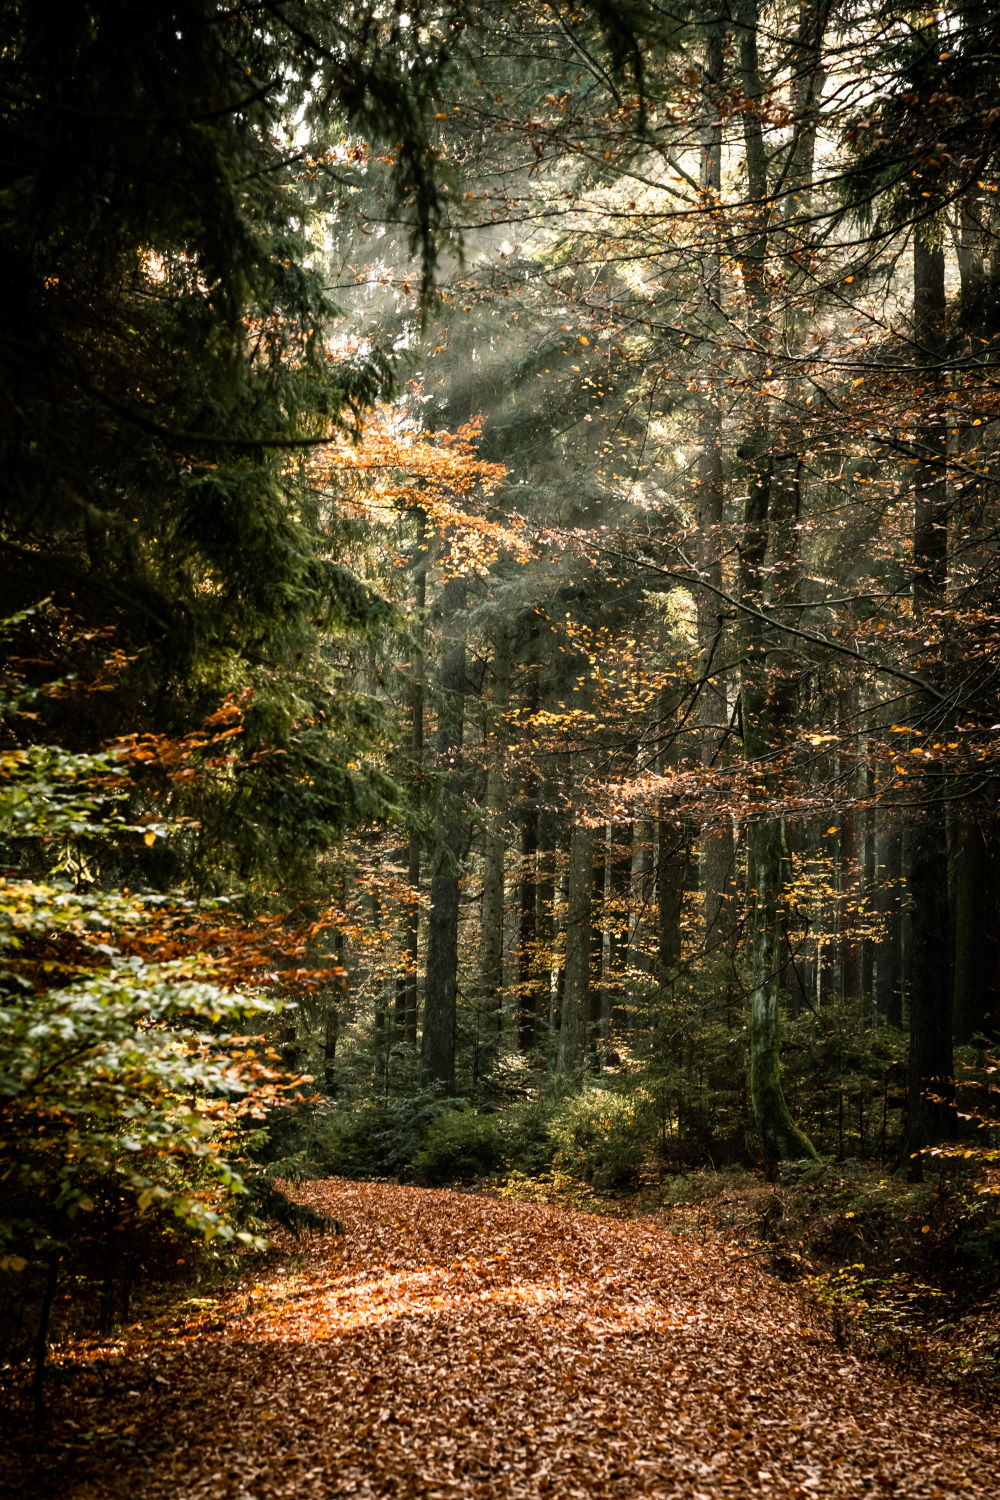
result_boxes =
[5,1181,999,1499]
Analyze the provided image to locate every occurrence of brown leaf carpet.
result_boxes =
[4,1181,999,1499]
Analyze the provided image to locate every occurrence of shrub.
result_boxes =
[545,1084,650,1189]
[412,1108,506,1185]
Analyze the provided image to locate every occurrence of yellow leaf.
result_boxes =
[144,830,157,846]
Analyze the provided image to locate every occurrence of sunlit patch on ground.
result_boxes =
[4,1181,1000,1500]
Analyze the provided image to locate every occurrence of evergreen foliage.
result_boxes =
[0,1,463,862]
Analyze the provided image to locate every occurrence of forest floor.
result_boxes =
[3,1180,1000,1500]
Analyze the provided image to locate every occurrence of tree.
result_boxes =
[0,0,463,871]
[0,661,315,1420]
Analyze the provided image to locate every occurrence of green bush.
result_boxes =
[499,1098,558,1176]
[310,1085,454,1178]
[412,1108,507,1184]
[783,998,906,1161]
[545,1084,649,1189]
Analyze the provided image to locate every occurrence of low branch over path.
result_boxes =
[5,1182,1000,1499]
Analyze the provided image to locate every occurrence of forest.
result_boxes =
[3,0,1000,1479]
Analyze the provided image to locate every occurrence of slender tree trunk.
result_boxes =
[606,822,633,1039]
[476,625,513,1057]
[516,651,545,1054]
[517,789,540,1053]
[737,1,816,1163]
[657,814,687,976]
[587,827,608,1067]
[902,233,956,1168]
[874,820,905,1028]
[421,577,469,1091]
[557,807,594,1074]
[747,820,817,1161]
[696,24,737,955]
[537,799,562,1050]
[396,510,427,1048]
[630,815,656,977]
[839,681,864,1003]
[951,817,997,1042]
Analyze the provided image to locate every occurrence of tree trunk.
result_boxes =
[396,510,427,1049]
[606,822,633,1039]
[657,814,687,976]
[421,577,469,1091]
[951,816,998,1043]
[696,24,737,956]
[476,624,513,1057]
[901,231,956,1169]
[736,1,816,1163]
[557,809,594,1074]
[587,827,608,1067]
[517,789,540,1053]
[874,820,905,1028]
[747,819,818,1161]
[32,1253,59,1430]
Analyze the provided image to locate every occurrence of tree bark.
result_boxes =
[657,814,687,976]
[421,577,469,1091]
[476,623,513,1057]
[874,820,905,1028]
[737,0,817,1163]
[901,232,956,1169]
[396,509,427,1049]
[747,819,818,1161]
[951,816,998,1043]
[696,23,737,956]
[557,807,594,1074]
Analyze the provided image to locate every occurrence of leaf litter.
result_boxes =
[4,1180,999,1499]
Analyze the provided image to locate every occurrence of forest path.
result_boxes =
[9,1180,1000,1500]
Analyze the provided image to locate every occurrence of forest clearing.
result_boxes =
[3,1181,999,1500]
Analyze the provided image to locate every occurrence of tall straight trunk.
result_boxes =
[951,817,997,1043]
[587,827,608,1066]
[861,798,877,1000]
[323,998,339,1091]
[696,24,736,954]
[537,799,562,1047]
[874,820,905,1028]
[476,625,513,1054]
[515,648,539,1056]
[839,683,864,1002]
[902,233,956,1166]
[657,814,687,976]
[740,460,817,1162]
[516,651,545,1054]
[606,822,633,1037]
[557,808,594,1074]
[630,815,656,976]
[421,577,469,1091]
[747,820,817,1160]
[325,884,345,1091]
[737,0,816,1163]
[396,509,426,1048]
[517,790,539,1053]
